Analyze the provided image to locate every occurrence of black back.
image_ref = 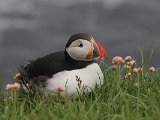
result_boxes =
[22,51,93,79]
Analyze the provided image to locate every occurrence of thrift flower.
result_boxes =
[125,56,133,62]
[56,87,65,94]
[112,56,125,65]
[133,68,142,73]
[125,73,132,79]
[149,67,156,72]
[14,73,22,80]
[127,60,136,66]
[6,83,20,92]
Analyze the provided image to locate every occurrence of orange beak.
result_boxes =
[95,41,108,61]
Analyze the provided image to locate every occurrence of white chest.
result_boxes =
[45,63,104,96]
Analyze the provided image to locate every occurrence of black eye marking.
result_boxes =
[78,43,83,47]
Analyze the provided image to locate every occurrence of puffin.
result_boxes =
[15,33,108,96]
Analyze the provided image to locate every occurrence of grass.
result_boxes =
[0,60,160,120]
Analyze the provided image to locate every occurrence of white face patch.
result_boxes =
[66,39,94,61]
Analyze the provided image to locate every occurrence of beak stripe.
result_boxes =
[95,41,108,60]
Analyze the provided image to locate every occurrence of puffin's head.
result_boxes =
[65,33,108,61]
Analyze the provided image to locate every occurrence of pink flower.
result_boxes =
[14,73,21,80]
[6,83,20,92]
[149,67,156,72]
[56,87,65,94]
[125,73,132,79]
[127,60,136,66]
[125,56,133,62]
[112,56,125,65]
[133,68,142,73]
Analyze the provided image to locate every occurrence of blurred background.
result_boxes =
[0,0,160,86]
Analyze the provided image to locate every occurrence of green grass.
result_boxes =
[0,64,160,120]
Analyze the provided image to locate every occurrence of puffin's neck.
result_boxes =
[65,50,93,69]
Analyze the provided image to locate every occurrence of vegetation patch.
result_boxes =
[0,56,160,120]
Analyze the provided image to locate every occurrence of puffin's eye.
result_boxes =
[78,43,83,47]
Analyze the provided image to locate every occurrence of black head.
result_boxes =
[65,33,108,63]
[65,33,93,48]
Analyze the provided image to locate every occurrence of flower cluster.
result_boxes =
[6,82,20,92]
[112,56,125,65]
[133,68,142,73]
[124,56,133,61]
[112,55,156,80]
[149,67,156,72]
[112,56,135,70]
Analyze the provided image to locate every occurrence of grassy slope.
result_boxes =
[0,65,160,120]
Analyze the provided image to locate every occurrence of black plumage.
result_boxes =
[18,33,94,85]
[65,33,92,48]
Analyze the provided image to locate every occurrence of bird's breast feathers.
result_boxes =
[45,63,104,95]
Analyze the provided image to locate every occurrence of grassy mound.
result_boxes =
[1,57,160,120]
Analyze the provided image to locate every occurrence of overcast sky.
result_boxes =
[0,0,160,86]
